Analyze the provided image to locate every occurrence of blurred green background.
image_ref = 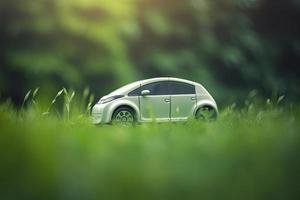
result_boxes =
[1,0,300,105]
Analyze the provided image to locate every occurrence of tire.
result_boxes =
[195,106,217,121]
[112,107,136,126]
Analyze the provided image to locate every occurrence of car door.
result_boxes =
[168,81,196,121]
[138,81,170,122]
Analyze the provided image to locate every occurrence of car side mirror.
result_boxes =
[141,90,150,96]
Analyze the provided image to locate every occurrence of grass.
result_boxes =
[0,90,300,200]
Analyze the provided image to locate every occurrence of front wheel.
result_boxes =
[195,106,217,121]
[112,107,136,126]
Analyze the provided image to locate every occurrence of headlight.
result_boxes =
[98,95,124,104]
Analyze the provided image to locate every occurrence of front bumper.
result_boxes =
[92,103,110,124]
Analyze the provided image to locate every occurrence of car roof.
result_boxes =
[139,77,199,85]
[109,77,201,96]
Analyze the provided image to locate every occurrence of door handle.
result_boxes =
[191,97,196,101]
[164,99,170,103]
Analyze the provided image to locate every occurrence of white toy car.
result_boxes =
[92,77,218,125]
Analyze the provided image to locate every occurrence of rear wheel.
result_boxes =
[195,106,217,121]
[112,107,136,126]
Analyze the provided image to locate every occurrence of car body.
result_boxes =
[92,77,218,125]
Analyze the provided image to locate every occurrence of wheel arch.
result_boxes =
[193,100,219,118]
[109,101,140,122]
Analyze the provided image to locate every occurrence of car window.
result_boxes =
[168,81,195,95]
[128,81,168,96]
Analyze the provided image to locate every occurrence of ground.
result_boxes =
[0,101,299,200]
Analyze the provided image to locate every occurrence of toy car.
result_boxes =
[92,77,218,125]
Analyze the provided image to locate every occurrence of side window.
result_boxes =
[128,81,168,96]
[168,81,195,95]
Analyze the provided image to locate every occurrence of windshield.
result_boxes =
[109,81,140,95]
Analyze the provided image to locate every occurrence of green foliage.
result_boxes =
[1,0,300,105]
[63,88,75,120]
[22,89,31,109]
[43,88,65,116]
[0,90,300,199]
[21,87,40,109]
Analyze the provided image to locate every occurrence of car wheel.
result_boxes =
[112,107,136,126]
[195,106,217,121]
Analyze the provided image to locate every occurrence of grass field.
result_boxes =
[0,90,300,200]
